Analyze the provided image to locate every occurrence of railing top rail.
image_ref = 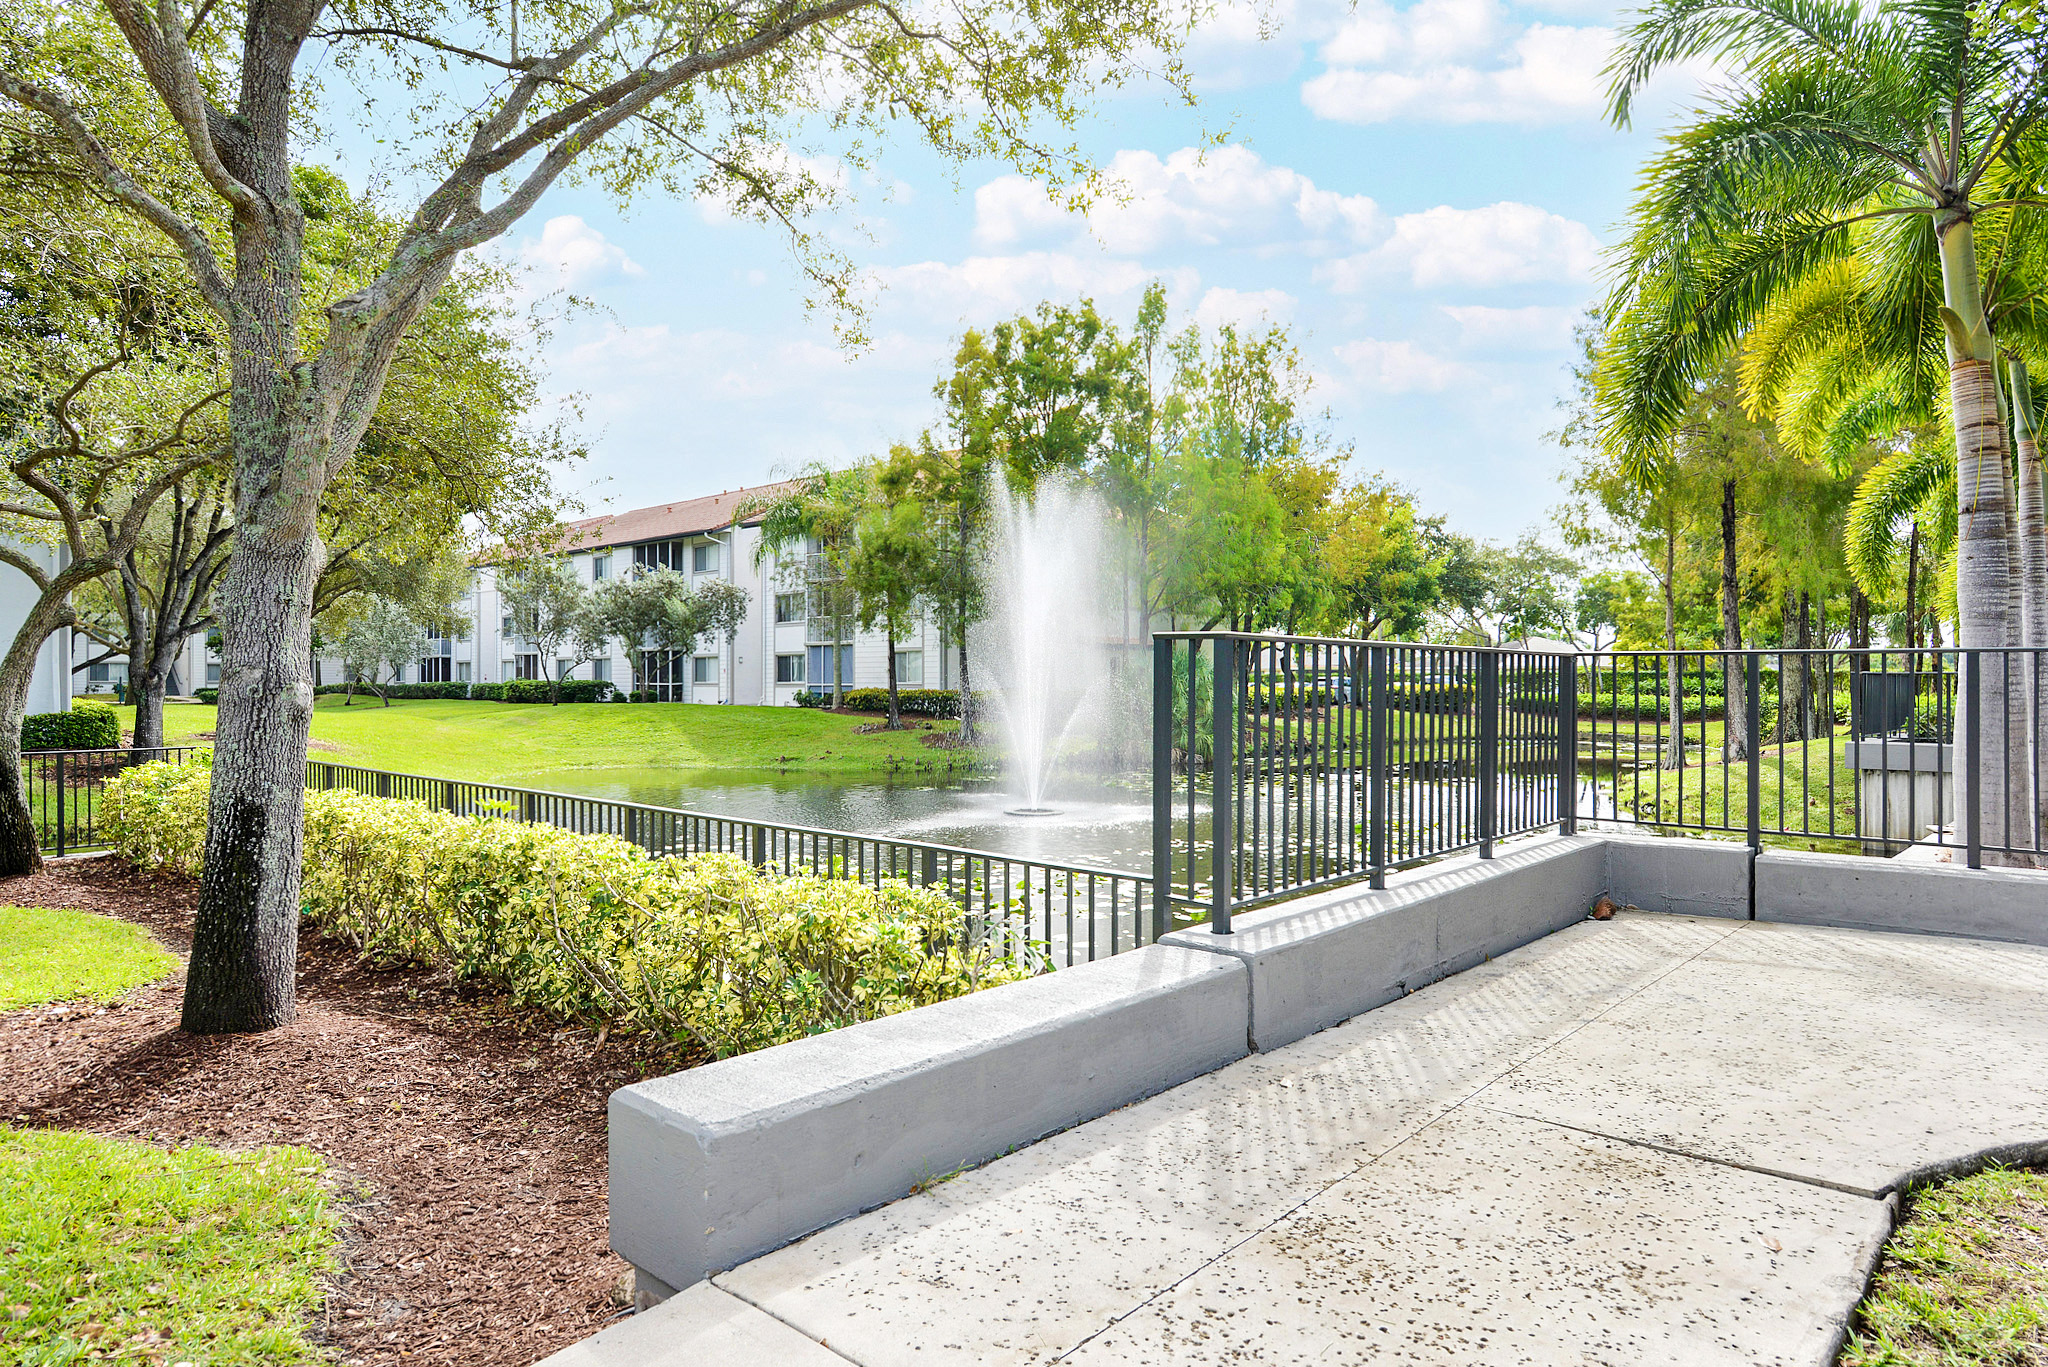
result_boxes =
[1150,630,1556,653]
[305,759,1149,884]
[25,744,200,758]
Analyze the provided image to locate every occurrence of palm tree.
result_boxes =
[1602,0,2048,856]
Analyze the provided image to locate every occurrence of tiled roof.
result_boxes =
[558,479,803,553]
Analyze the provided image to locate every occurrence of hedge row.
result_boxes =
[100,758,1029,1057]
[193,681,627,705]
[796,687,964,717]
[22,700,121,751]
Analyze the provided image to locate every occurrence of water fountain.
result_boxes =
[979,477,1114,817]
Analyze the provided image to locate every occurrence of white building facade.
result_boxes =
[319,481,956,704]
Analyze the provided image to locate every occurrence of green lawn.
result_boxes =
[1602,731,1864,852]
[0,1126,338,1365]
[0,905,176,1010]
[1840,1165,2048,1365]
[116,696,986,781]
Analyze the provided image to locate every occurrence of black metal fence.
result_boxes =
[303,760,1161,967]
[24,745,204,856]
[1152,634,1574,931]
[1584,647,2045,866]
[1154,634,2048,928]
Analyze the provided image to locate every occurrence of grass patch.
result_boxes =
[1840,1166,2048,1365]
[0,1126,339,1364]
[1603,731,1863,853]
[112,697,988,780]
[0,905,176,1010]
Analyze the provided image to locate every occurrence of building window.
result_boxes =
[558,658,576,680]
[807,644,854,690]
[591,554,611,581]
[591,658,610,683]
[776,653,805,684]
[457,662,472,683]
[894,650,923,686]
[692,655,717,685]
[501,614,514,638]
[515,654,541,681]
[692,542,718,574]
[775,591,805,624]
[641,649,684,701]
[633,540,687,573]
[206,662,222,685]
[420,657,452,683]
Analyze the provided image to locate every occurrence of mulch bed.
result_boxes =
[0,856,699,1367]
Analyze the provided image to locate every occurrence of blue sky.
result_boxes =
[318,0,1710,542]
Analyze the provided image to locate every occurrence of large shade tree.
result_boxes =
[1602,0,2048,856]
[0,0,1195,1032]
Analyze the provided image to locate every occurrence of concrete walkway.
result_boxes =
[544,913,2048,1366]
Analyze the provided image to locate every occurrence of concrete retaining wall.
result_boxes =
[609,944,1249,1298]
[1603,832,1751,918]
[1161,836,1609,1051]
[1757,850,2048,946]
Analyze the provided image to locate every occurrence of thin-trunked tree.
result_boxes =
[0,0,1193,1031]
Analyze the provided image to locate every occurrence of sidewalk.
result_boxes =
[545,912,2048,1365]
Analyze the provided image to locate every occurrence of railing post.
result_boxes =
[1745,652,1762,918]
[750,823,769,869]
[1964,649,1982,869]
[521,790,537,825]
[1477,653,1498,858]
[52,752,65,858]
[1557,653,1577,836]
[1151,634,1173,943]
[377,770,392,799]
[921,846,938,889]
[1210,637,1235,935]
[1368,644,1388,889]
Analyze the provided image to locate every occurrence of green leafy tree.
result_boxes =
[743,466,872,706]
[0,0,1195,1032]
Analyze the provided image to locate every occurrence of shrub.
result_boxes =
[101,761,1030,1057]
[195,687,219,704]
[470,682,506,701]
[500,678,614,703]
[834,687,961,717]
[792,690,830,708]
[22,700,121,751]
[1386,683,1471,713]
[314,682,474,701]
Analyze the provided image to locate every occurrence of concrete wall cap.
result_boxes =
[618,944,1243,1134]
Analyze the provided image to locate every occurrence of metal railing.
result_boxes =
[303,760,1162,967]
[26,745,205,855]
[1585,647,2045,866]
[1152,634,1574,931]
[1154,634,2048,929]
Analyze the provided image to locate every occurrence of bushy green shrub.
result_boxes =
[834,687,961,717]
[21,700,121,751]
[500,678,614,703]
[470,682,506,701]
[101,760,1028,1056]
[792,690,830,708]
[195,687,219,704]
[1386,683,1471,713]
[314,682,477,701]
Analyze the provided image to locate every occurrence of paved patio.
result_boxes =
[544,912,2048,1366]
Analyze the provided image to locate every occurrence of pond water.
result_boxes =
[497,767,1169,873]
[497,764,1631,878]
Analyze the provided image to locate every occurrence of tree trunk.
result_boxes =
[1905,521,1922,662]
[2009,364,2047,848]
[1850,587,1870,654]
[1773,589,1797,743]
[131,670,169,751]
[957,633,973,743]
[1719,477,1747,760]
[1795,591,1813,740]
[885,629,900,729]
[1661,520,1683,770]
[183,523,324,1035]
[1940,214,2019,861]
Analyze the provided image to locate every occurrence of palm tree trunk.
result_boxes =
[1905,521,1922,662]
[1661,520,1684,770]
[1940,216,2017,860]
[2008,363,2048,849]
[1720,478,1747,760]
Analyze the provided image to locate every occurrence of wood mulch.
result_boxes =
[0,855,700,1367]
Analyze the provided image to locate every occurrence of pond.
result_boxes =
[497,764,1632,880]
[497,767,1168,873]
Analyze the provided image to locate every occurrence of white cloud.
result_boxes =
[1440,303,1579,349]
[1333,337,1472,392]
[972,146,1382,257]
[1318,201,1600,290]
[1302,0,1612,125]
[1194,286,1297,330]
[515,216,645,289]
[867,252,1199,324]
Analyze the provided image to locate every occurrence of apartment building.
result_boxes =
[319,481,955,704]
